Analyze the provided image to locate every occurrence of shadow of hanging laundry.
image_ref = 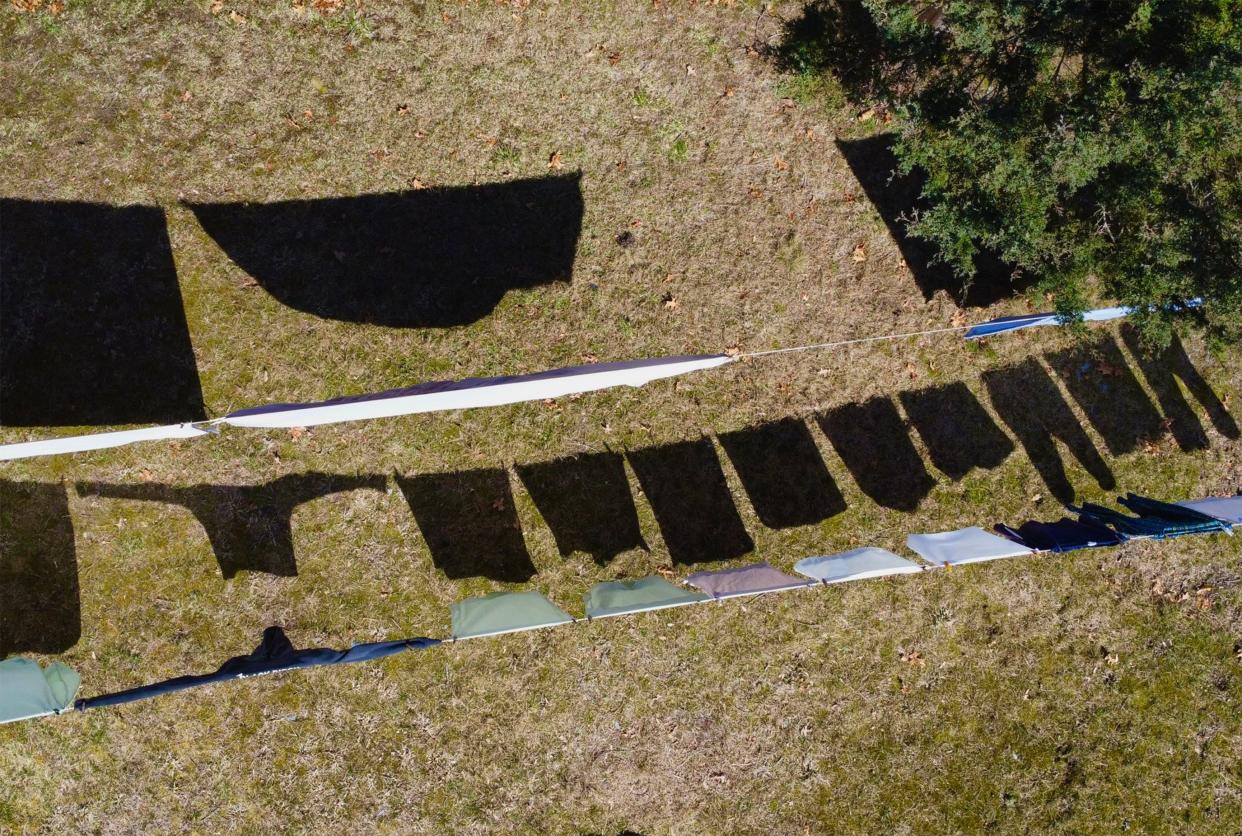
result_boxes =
[1046,336,1166,456]
[0,200,205,427]
[0,481,80,656]
[1120,326,1240,450]
[396,468,537,582]
[982,359,1115,504]
[815,397,935,512]
[186,173,585,328]
[898,382,1015,480]
[626,439,754,565]
[835,135,1026,307]
[717,418,847,528]
[76,473,386,579]
[516,452,647,565]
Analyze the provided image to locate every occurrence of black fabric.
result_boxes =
[76,627,439,711]
[993,518,1122,552]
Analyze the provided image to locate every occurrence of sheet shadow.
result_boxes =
[816,397,936,512]
[0,481,80,656]
[516,452,647,565]
[835,136,1027,307]
[0,200,205,426]
[396,468,537,582]
[898,382,1015,480]
[186,173,584,328]
[982,359,1115,503]
[717,418,847,528]
[76,473,386,579]
[626,439,754,565]
[1045,336,1166,455]
[1120,326,1240,450]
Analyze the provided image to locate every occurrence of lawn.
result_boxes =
[2,1,1241,831]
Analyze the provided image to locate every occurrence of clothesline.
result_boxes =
[3,491,1238,725]
[0,301,1165,462]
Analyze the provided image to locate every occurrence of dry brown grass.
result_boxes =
[2,1,1241,832]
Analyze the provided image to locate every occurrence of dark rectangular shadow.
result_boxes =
[1121,326,1239,450]
[396,468,536,582]
[626,439,754,565]
[717,418,847,528]
[0,200,205,426]
[983,359,1115,504]
[898,382,1015,479]
[835,135,1028,307]
[76,473,386,579]
[516,452,647,565]
[815,397,936,512]
[1046,336,1166,455]
[1,481,80,656]
[186,173,584,328]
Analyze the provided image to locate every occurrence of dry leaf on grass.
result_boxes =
[547,151,563,170]
[852,243,867,262]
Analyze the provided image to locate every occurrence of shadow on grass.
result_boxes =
[816,397,936,512]
[0,200,205,427]
[187,173,584,328]
[77,474,386,579]
[1046,336,1166,456]
[717,418,847,528]
[1120,326,1240,449]
[396,468,537,582]
[898,382,1014,480]
[516,452,647,565]
[983,359,1115,504]
[835,136,1026,307]
[0,481,79,656]
[627,439,755,565]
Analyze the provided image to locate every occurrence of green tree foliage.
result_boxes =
[781,0,1242,345]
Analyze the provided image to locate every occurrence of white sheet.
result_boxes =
[0,423,212,461]
[906,526,1035,566]
[794,548,926,583]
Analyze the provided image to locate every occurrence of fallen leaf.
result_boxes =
[608,51,621,64]
[773,156,789,171]
[661,293,679,311]
[209,0,223,13]
[409,178,426,189]
[859,108,876,121]
[547,150,563,170]
[852,242,867,262]
[288,426,308,440]
[47,0,63,14]
[228,9,246,23]
[950,309,966,327]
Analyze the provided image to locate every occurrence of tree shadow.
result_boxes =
[515,452,647,565]
[835,136,1025,306]
[395,468,537,582]
[815,397,936,512]
[717,418,847,528]
[1045,336,1166,455]
[0,480,80,656]
[0,200,205,427]
[982,359,1115,503]
[1120,326,1239,450]
[76,473,386,579]
[186,173,584,328]
[898,382,1015,479]
[626,439,754,566]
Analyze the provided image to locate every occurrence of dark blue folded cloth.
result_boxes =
[994,518,1124,552]
[1073,497,1231,539]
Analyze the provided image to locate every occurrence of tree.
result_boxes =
[780,0,1242,346]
